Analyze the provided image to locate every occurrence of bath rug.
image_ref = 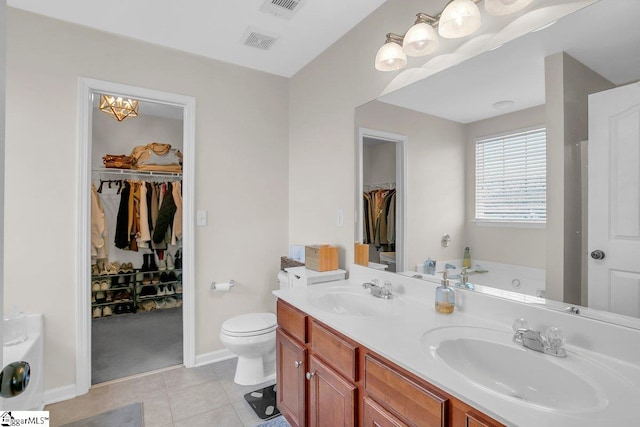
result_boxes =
[244,383,281,420]
[60,402,143,427]
[257,415,290,427]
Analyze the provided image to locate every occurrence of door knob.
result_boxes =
[305,371,315,380]
[590,250,605,260]
[294,360,303,368]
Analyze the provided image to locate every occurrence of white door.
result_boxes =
[588,82,640,317]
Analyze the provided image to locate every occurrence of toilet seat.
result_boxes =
[221,313,277,337]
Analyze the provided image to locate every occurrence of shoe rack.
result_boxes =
[91,251,183,319]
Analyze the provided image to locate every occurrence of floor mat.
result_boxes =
[244,384,281,420]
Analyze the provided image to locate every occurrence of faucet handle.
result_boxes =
[512,318,529,332]
[544,327,565,349]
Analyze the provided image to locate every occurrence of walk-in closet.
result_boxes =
[362,137,397,271]
[89,93,185,384]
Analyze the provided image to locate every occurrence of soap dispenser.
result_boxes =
[435,270,455,314]
[463,247,472,269]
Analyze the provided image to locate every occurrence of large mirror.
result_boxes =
[355,0,640,325]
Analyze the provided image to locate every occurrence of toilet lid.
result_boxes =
[222,313,277,336]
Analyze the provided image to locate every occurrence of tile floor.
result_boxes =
[45,358,277,427]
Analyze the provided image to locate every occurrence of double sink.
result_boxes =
[305,285,640,413]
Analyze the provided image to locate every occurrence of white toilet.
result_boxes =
[220,312,277,386]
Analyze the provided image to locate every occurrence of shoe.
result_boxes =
[106,292,113,303]
[149,254,158,272]
[165,297,177,308]
[141,254,151,272]
[91,281,101,292]
[91,294,96,304]
[151,273,160,284]
[92,264,99,275]
[124,262,134,273]
[92,307,102,318]
[105,262,119,275]
[174,250,182,269]
[158,259,167,271]
[166,254,175,270]
[140,286,156,298]
[103,305,113,316]
[155,299,166,309]
[166,284,175,295]
[167,271,177,282]
[114,304,125,315]
[175,284,183,294]
[95,291,106,303]
[100,280,110,291]
[157,285,166,296]
[176,298,183,308]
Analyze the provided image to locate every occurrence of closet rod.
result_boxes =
[364,182,396,190]
[93,167,182,180]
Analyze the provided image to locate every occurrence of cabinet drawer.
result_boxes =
[363,397,409,427]
[277,300,307,344]
[465,410,505,427]
[310,320,358,382]
[364,355,447,427]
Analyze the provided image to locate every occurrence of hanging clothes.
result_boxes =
[114,181,131,249]
[91,184,109,260]
[153,182,177,244]
[171,181,183,245]
[363,188,396,250]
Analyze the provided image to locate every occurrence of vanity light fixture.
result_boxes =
[403,13,439,56]
[439,0,482,38]
[376,0,535,71]
[99,94,140,122]
[374,33,407,71]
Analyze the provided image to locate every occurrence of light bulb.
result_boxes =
[375,37,407,71]
[439,0,482,39]
[403,22,439,56]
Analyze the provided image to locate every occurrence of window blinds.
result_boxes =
[475,127,547,224]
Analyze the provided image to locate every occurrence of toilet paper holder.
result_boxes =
[211,279,236,292]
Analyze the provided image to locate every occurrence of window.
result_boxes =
[475,127,546,224]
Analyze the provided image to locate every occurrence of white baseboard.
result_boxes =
[195,349,235,367]
[44,384,77,406]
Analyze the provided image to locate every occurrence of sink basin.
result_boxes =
[421,326,607,411]
[308,288,404,316]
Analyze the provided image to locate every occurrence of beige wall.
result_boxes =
[465,106,547,268]
[356,101,466,270]
[0,0,6,359]
[289,0,428,269]
[544,53,613,303]
[5,9,289,392]
[363,141,395,187]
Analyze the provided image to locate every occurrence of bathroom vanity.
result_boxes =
[273,265,640,427]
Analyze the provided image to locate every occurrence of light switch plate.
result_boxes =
[197,210,208,227]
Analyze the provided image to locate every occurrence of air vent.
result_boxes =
[241,27,279,51]
[260,0,306,19]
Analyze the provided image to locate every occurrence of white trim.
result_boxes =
[194,349,236,367]
[356,127,408,272]
[43,384,77,406]
[76,77,196,396]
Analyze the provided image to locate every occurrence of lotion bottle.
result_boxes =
[435,270,455,314]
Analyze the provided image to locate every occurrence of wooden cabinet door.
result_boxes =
[363,397,409,427]
[308,354,357,427]
[277,329,307,427]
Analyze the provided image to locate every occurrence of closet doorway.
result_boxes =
[77,78,195,394]
[357,128,407,272]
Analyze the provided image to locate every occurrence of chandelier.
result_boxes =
[375,0,534,71]
[99,94,140,122]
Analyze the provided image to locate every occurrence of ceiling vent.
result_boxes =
[241,27,279,51]
[260,0,305,19]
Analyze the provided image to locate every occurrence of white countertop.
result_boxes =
[273,269,640,427]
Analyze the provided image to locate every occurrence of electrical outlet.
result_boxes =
[337,209,344,227]
[196,210,208,227]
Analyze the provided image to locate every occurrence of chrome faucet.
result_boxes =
[512,318,567,358]
[454,267,475,290]
[362,279,393,299]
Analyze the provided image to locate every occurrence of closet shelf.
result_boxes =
[92,168,182,179]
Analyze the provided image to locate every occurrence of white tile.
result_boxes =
[168,379,230,421]
[174,404,244,427]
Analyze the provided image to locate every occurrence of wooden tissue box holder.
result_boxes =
[305,245,339,272]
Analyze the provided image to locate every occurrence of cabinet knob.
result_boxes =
[294,360,303,368]
[305,371,315,380]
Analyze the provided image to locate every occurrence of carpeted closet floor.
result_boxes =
[92,307,183,384]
